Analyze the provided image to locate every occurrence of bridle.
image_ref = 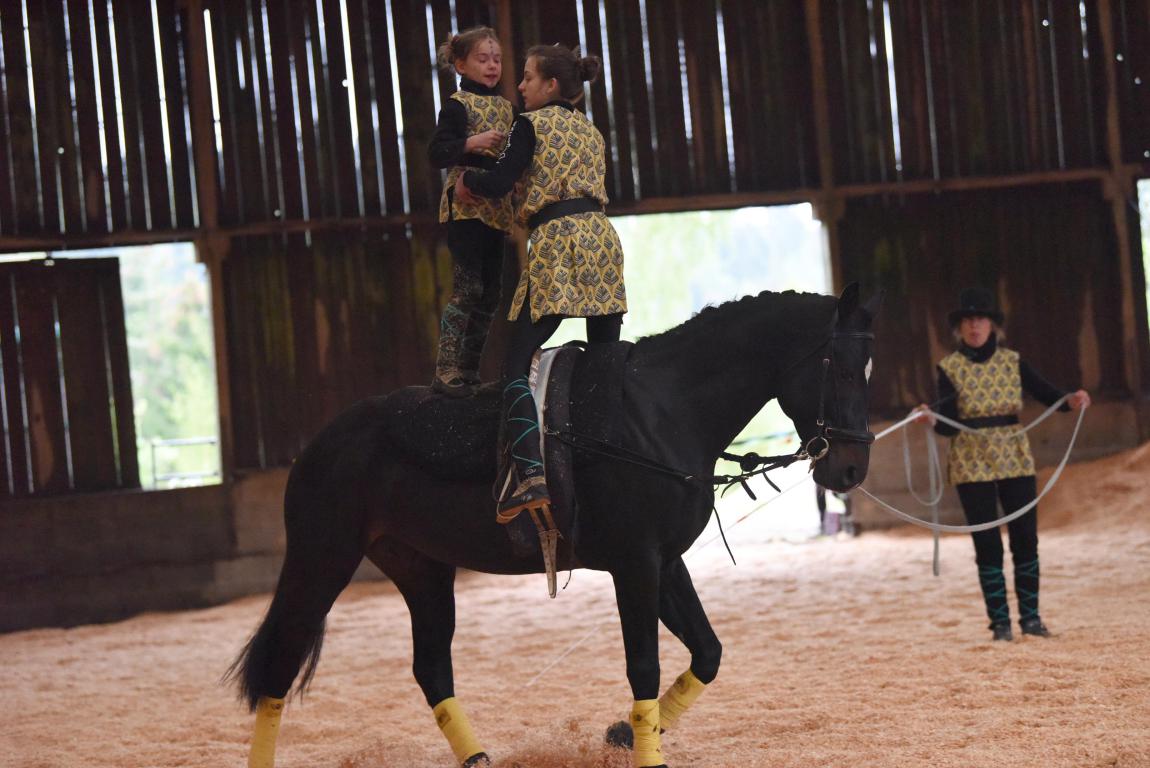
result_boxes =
[796,328,876,465]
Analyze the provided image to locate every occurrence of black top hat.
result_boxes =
[948,287,1004,327]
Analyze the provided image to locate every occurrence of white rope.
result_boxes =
[861,395,1086,535]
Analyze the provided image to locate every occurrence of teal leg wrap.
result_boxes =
[978,564,1010,625]
[1014,558,1040,620]
[503,377,543,475]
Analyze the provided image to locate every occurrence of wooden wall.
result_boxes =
[0,0,1145,478]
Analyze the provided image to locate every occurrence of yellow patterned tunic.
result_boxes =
[508,105,627,322]
[938,346,1036,485]
[437,90,515,232]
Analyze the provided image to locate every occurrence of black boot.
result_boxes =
[991,621,1013,642]
[495,376,549,523]
[978,564,1011,638]
[1020,617,1052,637]
[432,304,475,398]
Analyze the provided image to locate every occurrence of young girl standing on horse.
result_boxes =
[427,27,515,397]
[917,287,1090,642]
[456,44,627,524]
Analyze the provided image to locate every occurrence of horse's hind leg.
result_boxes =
[231,537,363,768]
[655,557,720,731]
[366,537,489,768]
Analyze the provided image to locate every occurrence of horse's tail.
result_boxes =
[224,459,365,712]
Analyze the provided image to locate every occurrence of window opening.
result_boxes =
[0,244,220,491]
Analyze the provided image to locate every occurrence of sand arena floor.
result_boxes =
[4,442,1150,767]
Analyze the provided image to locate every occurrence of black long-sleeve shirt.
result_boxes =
[426,77,506,169]
[461,100,577,198]
[933,333,1070,436]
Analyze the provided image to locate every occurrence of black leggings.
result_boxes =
[955,475,1039,568]
[503,303,623,380]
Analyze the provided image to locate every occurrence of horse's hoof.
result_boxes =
[604,720,633,749]
[462,752,491,767]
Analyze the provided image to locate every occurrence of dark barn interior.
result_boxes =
[1,0,1147,632]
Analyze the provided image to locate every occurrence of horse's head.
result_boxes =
[778,283,883,493]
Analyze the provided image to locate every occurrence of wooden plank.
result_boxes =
[248,0,288,224]
[930,0,964,177]
[226,0,271,224]
[115,4,158,230]
[135,0,178,230]
[27,0,66,234]
[65,0,108,232]
[12,264,69,493]
[96,259,139,487]
[644,0,690,196]
[536,0,578,45]
[266,0,307,222]
[1114,0,1150,162]
[391,0,440,215]
[363,0,406,215]
[680,0,729,194]
[221,244,259,468]
[317,0,359,218]
[887,0,929,180]
[453,0,499,30]
[55,260,118,491]
[0,270,30,497]
[0,6,41,233]
[222,236,300,468]
[344,0,378,216]
[205,0,242,225]
[1047,0,1100,168]
[91,0,128,231]
[283,231,326,439]
[282,0,321,226]
[823,0,868,183]
[160,0,198,228]
[772,0,818,189]
[619,0,658,199]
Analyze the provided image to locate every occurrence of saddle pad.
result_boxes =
[379,385,501,481]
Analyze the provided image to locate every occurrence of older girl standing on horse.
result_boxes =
[456,44,627,524]
[918,287,1090,642]
[427,27,515,397]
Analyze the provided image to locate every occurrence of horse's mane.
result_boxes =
[635,289,833,355]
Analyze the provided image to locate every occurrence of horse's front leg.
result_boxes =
[655,557,720,731]
[607,556,719,750]
[366,538,489,767]
[611,553,669,768]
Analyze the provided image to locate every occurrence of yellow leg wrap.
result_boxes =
[433,697,485,764]
[630,699,664,767]
[658,669,707,731]
[248,696,285,768]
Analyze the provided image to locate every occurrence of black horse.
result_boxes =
[229,284,882,768]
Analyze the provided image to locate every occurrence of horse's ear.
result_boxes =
[836,282,861,327]
[862,289,885,321]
